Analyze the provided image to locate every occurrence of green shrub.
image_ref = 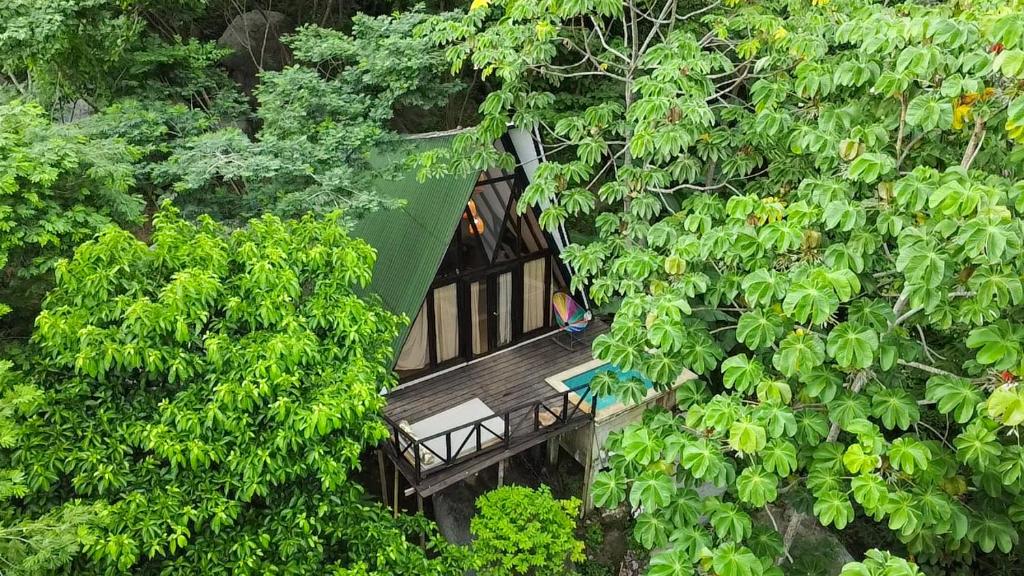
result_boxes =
[471,485,585,576]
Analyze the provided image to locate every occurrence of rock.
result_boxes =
[217,10,292,93]
[59,99,95,123]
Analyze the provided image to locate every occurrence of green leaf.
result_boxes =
[629,470,675,511]
[783,281,839,325]
[813,490,855,529]
[847,153,894,183]
[869,387,919,430]
[905,94,953,131]
[967,513,1018,553]
[826,323,878,369]
[721,354,764,393]
[634,511,670,550]
[966,322,1022,371]
[729,420,768,455]
[987,386,1024,427]
[887,437,930,474]
[648,546,694,576]
[592,470,627,508]
[843,444,880,475]
[851,474,889,512]
[708,503,752,542]
[736,310,783,350]
[681,438,725,480]
[772,330,826,378]
[761,440,798,476]
[736,465,779,507]
[925,375,982,424]
[711,543,763,576]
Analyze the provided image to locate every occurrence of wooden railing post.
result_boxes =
[414,440,422,484]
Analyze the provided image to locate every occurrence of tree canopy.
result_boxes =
[420,0,1024,573]
[0,206,469,574]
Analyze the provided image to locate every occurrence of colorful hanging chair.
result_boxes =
[552,292,592,350]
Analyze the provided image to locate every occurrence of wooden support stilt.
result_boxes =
[546,437,560,466]
[581,453,594,518]
[377,450,388,508]
[497,459,505,487]
[392,461,400,519]
[417,495,426,548]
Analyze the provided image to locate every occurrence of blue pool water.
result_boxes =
[563,364,654,410]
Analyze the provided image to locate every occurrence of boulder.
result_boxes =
[217,10,292,93]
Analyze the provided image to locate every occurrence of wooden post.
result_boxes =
[497,459,505,487]
[392,461,400,519]
[581,452,594,518]
[417,495,426,548]
[377,450,388,508]
[547,437,560,466]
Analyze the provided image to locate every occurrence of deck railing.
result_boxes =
[383,381,594,483]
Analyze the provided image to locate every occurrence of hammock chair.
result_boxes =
[552,292,592,350]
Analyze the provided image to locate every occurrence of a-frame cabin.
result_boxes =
[351,128,606,501]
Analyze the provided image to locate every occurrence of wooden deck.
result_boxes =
[381,322,607,497]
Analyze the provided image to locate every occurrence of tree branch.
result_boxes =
[961,114,986,170]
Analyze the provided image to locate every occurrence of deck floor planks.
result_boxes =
[381,321,607,496]
[385,322,606,424]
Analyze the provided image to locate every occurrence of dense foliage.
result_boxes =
[160,11,463,219]
[471,485,585,576]
[0,100,143,330]
[0,207,470,574]
[422,0,1024,574]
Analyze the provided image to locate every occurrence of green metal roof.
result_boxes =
[350,134,477,352]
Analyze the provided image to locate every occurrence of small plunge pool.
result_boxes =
[546,359,657,419]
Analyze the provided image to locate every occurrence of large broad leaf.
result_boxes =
[736,309,783,350]
[887,437,930,474]
[742,268,785,307]
[761,440,798,476]
[648,546,694,576]
[708,505,753,545]
[621,426,663,465]
[966,322,1021,371]
[728,420,767,455]
[987,386,1024,426]
[869,387,920,430]
[826,323,878,369]
[840,549,923,576]
[954,421,1002,469]
[681,438,725,480]
[772,330,826,377]
[712,543,763,576]
[813,490,855,529]
[783,281,839,325]
[967,513,1019,553]
[851,474,889,513]
[629,470,675,511]
[721,354,764,393]
[634,511,670,550]
[843,444,880,475]
[905,94,953,131]
[925,375,982,424]
[736,465,779,507]
[591,469,626,508]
